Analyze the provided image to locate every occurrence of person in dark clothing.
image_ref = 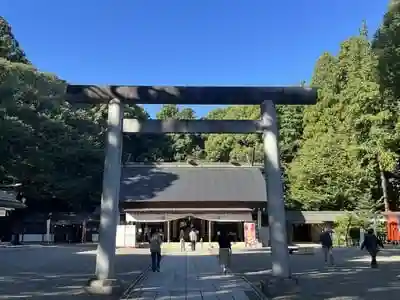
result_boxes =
[149,228,162,272]
[217,230,232,274]
[361,228,384,268]
[320,228,334,265]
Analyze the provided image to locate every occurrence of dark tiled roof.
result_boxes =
[120,164,266,203]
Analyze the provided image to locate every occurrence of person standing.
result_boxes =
[218,230,232,274]
[179,229,186,252]
[189,228,197,251]
[361,228,384,268]
[149,228,162,272]
[320,227,334,265]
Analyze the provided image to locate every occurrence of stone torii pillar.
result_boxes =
[87,98,124,295]
[261,100,290,277]
[65,85,317,295]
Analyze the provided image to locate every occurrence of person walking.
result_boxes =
[179,229,186,252]
[189,228,197,251]
[149,228,162,272]
[320,227,334,265]
[361,228,384,268]
[217,230,232,274]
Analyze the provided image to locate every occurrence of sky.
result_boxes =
[3,0,389,118]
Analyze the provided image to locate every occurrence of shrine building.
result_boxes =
[119,162,266,243]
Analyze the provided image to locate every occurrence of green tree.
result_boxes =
[156,104,201,161]
[275,82,308,200]
[0,17,30,64]
[334,30,383,210]
[290,25,400,211]
[287,34,380,210]
[204,105,263,163]
[0,58,106,210]
[156,104,180,120]
[334,211,371,246]
[0,16,162,213]
[372,0,400,210]
[203,103,305,202]
[373,0,400,104]
[276,105,304,167]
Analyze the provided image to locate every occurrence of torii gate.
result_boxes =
[66,85,317,294]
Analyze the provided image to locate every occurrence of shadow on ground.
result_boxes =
[230,247,400,300]
[0,246,150,299]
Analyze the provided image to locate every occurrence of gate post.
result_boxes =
[261,100,291,278]
[88,98,124,295]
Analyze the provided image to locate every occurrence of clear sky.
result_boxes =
[3,0,389,118]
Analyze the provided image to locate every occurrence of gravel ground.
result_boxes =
[229,247,400,299]
[0,245,150,300]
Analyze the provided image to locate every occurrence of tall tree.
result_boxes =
[275,81,308,198]
[334,29,386,211]
[288,53,350,209]
[373,0,400,103]
[372,2,400,210]
[0,17,30,64]
[288,32,381,211]
[0,58,106,210]
[289,25,400,211]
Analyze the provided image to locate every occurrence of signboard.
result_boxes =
[244,222,256,247]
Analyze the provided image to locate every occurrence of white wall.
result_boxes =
[115,224,136,248]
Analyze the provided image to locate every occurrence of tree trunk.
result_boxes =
[379,163,390,212]
[345,215,352,247]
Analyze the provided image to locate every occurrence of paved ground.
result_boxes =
[123,252,258,300]
[0,245,151,300]
[229,246,400,299]
[2,245,400,299]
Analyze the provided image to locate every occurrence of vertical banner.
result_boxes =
[244,222,256,247]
